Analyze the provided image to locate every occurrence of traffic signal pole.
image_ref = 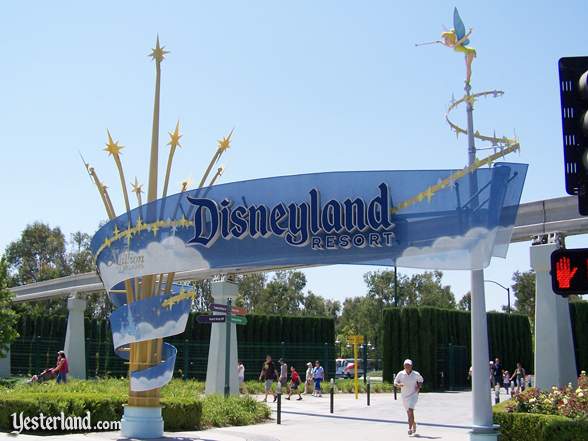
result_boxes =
[531,234,577,390]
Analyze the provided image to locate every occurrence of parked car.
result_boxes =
[335,358,365,379]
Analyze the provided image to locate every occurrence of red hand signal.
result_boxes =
[556,257,578,289]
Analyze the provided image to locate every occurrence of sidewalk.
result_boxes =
[6,391,511,441]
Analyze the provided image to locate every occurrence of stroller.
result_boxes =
[27,368,55,384]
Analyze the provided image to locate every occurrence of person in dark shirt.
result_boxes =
[259,355,278,402]
[492,357,502,403]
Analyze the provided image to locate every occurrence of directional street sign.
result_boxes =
[348,335,364,345]
[231,315,247,325]
[231,306,247,316]
[211,304,228,313]
[211,303,247,316]
[197,314,226,324]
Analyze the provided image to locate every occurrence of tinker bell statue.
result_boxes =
[417,7,476,86]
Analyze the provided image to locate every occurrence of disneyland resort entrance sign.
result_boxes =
[91,166,526,391]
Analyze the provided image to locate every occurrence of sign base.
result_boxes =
[469,425,499,441]
[121,405,164,438]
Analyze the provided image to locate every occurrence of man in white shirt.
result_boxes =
[394,359,424,436]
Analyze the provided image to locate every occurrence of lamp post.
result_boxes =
[484,279,511,314]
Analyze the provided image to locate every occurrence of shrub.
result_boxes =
[493,374,588,441]
[506,373,588,419]
[0,379,268,434]
[494,408,588,441]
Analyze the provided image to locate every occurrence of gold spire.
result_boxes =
[131,177,144,207]
[162,120,182,198]
[104,130,124,156]
[217,128,234,153]
[168,121,182,149]
[104,130,131,213]
[149,36,169,63]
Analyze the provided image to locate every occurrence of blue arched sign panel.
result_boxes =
[91,163,527,391]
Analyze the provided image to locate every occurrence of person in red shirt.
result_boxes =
[286,366,303,400]
[52,351,69,384]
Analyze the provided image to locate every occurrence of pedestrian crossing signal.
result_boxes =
[550,248,588,296]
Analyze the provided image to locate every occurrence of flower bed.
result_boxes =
[493,372,588,441]
[505,372,587,418]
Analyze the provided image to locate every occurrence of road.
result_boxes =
[7,391,511,441]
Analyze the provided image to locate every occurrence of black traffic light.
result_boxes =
[558,57,588,214]
[550,248,588,296]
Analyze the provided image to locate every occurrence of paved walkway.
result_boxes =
[6,391,512,441]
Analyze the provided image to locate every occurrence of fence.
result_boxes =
[10,337,335,381]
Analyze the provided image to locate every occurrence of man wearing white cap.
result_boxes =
[394,359,424,436]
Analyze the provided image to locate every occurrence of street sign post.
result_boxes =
[231,315,248,325]
[348,335,364,399]
[550,248,588,295]
[212,303,247,316]
[197,315,226,324]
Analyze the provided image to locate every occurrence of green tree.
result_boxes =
[338,295,381,354]
[236,273,267,311]
[68,232,93,274]
[364,269,456,309]
[257,271,306,314]
[0,258,19,357]
[5,222,70,286]
[6,223,71,317]
[404,271,456,309]
[511,270,535,318]
[189,279,213,312]
[458,292,471,311]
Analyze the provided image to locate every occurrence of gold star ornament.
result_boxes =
[104,130,124,157]
[149,36,169,63]
[168,121,182,149]
[131,177,143,195]
[217,128,234,153]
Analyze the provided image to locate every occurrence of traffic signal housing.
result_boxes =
[558,57,588,214]
[550,248,588,296]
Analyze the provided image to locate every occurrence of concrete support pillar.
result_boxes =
[64,294,87,379]
[0,346,10,378]
[469,269,498,441]
[205,280,239,396]
[531,239,577,389]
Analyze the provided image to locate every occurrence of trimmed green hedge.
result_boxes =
[493,402,588,441]
[11,313,336,380]
[0,379,269,434]
[0,393,202,433]
[383,307,533,390]
[571,302,588,375]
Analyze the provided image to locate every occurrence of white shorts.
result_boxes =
[402,393,419,410]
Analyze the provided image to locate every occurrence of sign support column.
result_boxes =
[205,280,239,396]
[466,83,497,440]
[224,297,232,398]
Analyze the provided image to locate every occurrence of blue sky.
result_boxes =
[1,1,587,309]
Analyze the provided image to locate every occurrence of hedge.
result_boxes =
[570,302,588,376]
[0,379,270,434]
[382,307,533,390]
[0,393,202,433]
[10,313,336,380]
[493,403,588,441]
